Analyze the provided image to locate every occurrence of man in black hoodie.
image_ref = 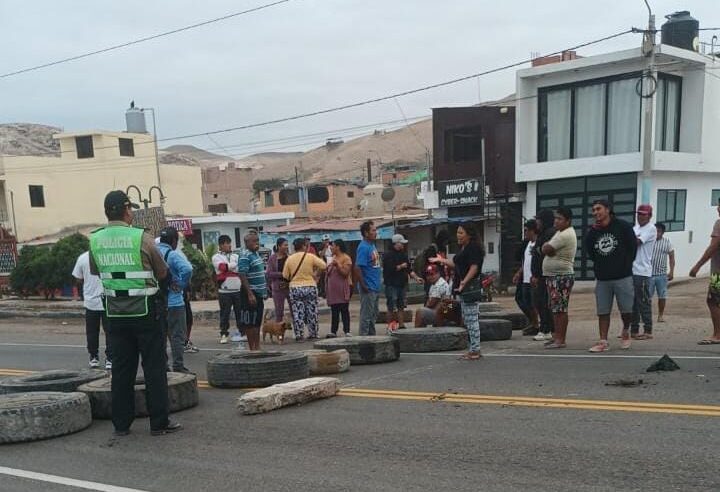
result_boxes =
[585,199,637,353]
[531,209,556,340]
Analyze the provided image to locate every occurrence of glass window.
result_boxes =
[655,75,681,152]
[538,177,584,195]
[606,78,641,154]
[118,138,134,157]
[279,189,300,205]
[546,89,571,161]
[657,189,686,231]
[574,84,606,158]
[307,186,330,204]
[711,189,720,206]
[587,173,636,192]
[29,185,45,208]
[75,136,94,159]
[264,192,274,207]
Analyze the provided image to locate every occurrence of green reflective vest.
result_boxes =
[90,225,158,318]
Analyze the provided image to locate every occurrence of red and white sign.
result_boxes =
[167,218,193,235]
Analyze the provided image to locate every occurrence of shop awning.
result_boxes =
[399,215,492,229]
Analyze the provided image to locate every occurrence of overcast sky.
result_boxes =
[1,0,716,157]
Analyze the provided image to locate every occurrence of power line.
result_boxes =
[0,0,292,79]
[156,29,635,143]
[2,28,635,160]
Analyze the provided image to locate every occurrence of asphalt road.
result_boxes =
[1,318,720,492]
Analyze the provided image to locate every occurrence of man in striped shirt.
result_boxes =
[237,232,267,350]
[650,222,675,323]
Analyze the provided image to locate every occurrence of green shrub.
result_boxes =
[183,239,217,300]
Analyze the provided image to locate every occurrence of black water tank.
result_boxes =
[661,11,699,51]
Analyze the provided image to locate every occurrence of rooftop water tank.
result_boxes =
[125,105,147,133]
[661,11,699,52]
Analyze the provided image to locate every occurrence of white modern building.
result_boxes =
[187,212,295,251]
[516,43,720,278]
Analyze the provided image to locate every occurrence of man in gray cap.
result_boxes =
[89,190,181,436]
[382,233,423,331]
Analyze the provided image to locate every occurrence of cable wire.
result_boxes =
[0,0,292,79]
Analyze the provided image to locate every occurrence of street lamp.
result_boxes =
[140,107,161,189]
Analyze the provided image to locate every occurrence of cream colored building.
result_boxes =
[0,130,203,242]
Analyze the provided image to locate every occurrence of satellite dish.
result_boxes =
[381,187,396,202]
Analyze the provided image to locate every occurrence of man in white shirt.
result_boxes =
[513,220,539,336]
[212,235,244,345]
[73,251,112,370]
[414,265,452,327]
[631,204,656,339]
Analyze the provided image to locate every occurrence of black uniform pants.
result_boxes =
[106,297,169,432]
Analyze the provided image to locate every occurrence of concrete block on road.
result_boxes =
[304,349,350,375]
[237,377,340,415]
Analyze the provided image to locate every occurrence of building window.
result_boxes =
[657,189,686,231]
[75,136,94,159]
[655,75,682,152]
[279,189,300,206]
[446,126,483,162]
[118,138,135,156]
[264,192,274,207]
[307,186,329,204]
[711,189,720,206]
[208,203,228,214]
[347,191,355,198]
[29,185,45,208]
[539,74,642,162]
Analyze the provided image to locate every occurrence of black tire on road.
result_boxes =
[77,372,199,419]
[478,311,528,330]
[391,327,468,352]
[0,369,108,394]
[478,319,513,341]
[0,392,92,443]
[206,351,309,388]
[314,336,400,364]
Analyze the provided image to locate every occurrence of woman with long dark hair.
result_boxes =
[325,239,353,337]
[265,237,291,322]
[430,222,485,360]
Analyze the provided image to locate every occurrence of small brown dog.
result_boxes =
[261,311,293,344]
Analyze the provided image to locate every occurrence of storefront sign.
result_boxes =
[167,218,193,235]
[438,179,483,208]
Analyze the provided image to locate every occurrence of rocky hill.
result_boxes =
[0,123,61,156]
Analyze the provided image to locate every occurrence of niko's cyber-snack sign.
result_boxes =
[438,179,483,207]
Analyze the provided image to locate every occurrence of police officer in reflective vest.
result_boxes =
[89,190,182,436]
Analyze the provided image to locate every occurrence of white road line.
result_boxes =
[0,466,150,492]
[1,342,719,360]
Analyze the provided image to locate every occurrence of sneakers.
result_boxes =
[522,326,539,336]
[89,357,100,369]
[150,421,182,436]
[219,334,229,344]
[344,332,352,337]
[533,332,551,341]
[588,341,610,353]
[326,333,337,338]
[105,360,112,371]
[230,331,242,343]
[184,341,200,353]
[239,335,248,342]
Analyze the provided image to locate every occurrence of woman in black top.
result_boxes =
[431,222,485,359]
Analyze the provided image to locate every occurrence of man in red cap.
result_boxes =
[631,204,656,340]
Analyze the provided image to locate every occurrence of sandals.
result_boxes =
[544,342,566,349]
[459,352,482,361]
[698,339,720,345]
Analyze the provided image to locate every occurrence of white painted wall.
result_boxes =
[194,219,290,251]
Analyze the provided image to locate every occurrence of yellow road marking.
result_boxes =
[3,370,720,417]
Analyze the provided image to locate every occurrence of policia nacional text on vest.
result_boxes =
[90,226,159,317]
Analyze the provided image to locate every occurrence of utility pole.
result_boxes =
[640,0,656,204]
[141,107,161,189]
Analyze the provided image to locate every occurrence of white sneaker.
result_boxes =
[239,335,248,342]
[89,357,100,369]
[533,333,549,341]
[220,334,229,344]
[230,331,242,342]
[105,360,112,370]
